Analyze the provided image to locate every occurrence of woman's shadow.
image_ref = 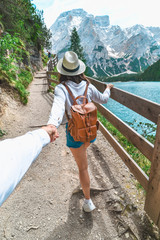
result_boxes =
[46,191,94,240]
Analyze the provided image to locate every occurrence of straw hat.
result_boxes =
[57,51,86,76]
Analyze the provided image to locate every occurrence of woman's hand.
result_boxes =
[106,84,114,90]
[42,125,59,142]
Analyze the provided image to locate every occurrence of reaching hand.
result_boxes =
[106,84,114,90]
[42,125,59,142]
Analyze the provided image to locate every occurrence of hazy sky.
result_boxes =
[32,0,160,29]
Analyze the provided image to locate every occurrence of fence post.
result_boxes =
[144,114,160,227]
[46,72,51,90]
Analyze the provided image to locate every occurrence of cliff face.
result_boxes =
[29,48,43,72]
[50,9,160,77]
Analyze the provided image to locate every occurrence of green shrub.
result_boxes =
[0,128,6,138]
[41,49,49,67]
[0,33,33,104]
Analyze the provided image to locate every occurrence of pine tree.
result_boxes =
[69,27,86,63]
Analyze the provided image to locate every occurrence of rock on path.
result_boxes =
[0,70,159,240]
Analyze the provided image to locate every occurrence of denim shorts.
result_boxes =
[66,123,96,148]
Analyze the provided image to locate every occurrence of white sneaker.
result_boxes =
[83,199,96,212]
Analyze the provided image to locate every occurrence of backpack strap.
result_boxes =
[63,82,89,105]
[63,82,77,105]
[83,82,89,104]
[63,82,76,121]
[63,82,89,121]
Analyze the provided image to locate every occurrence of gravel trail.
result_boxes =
[0,70,159,240]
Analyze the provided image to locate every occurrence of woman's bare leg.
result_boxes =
[70,142,91,199]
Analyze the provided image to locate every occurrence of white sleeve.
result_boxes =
[90,84,111,104]
[47,85,66,128]
[0,129,50,206]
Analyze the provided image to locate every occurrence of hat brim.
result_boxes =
[57,58,86,76]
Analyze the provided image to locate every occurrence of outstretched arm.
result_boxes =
[0,125,59,206]
[90,83,114,104]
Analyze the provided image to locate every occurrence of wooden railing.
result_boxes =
[46,55,58,91]
[46,71,160,228]
[47,55,58,72]
[46,71,59,91]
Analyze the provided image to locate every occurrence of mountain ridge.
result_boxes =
[50,8,160,77]
[105,59,160,82]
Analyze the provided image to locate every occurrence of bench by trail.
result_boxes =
[0,65,160,240]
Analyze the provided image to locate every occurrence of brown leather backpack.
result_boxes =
[63,82,99,142]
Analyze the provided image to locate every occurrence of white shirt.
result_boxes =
[48,80,110,127]
[0,129,50,206]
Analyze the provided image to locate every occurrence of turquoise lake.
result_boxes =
[103,81,160,134]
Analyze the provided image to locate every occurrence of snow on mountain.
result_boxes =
[50,9,160,77]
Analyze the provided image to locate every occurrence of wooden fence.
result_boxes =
[46,70,160,228]
[47,55,58,72]
[46,56,58,91]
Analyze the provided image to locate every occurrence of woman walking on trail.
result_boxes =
[47,51,113,212]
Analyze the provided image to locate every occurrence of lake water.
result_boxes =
[103,81,160,134]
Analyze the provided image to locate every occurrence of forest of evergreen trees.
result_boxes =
[0,0,51,50]
[102,59,160,82]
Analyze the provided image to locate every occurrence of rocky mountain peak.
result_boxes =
[95,15,110,28]
[50,9,160,77]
